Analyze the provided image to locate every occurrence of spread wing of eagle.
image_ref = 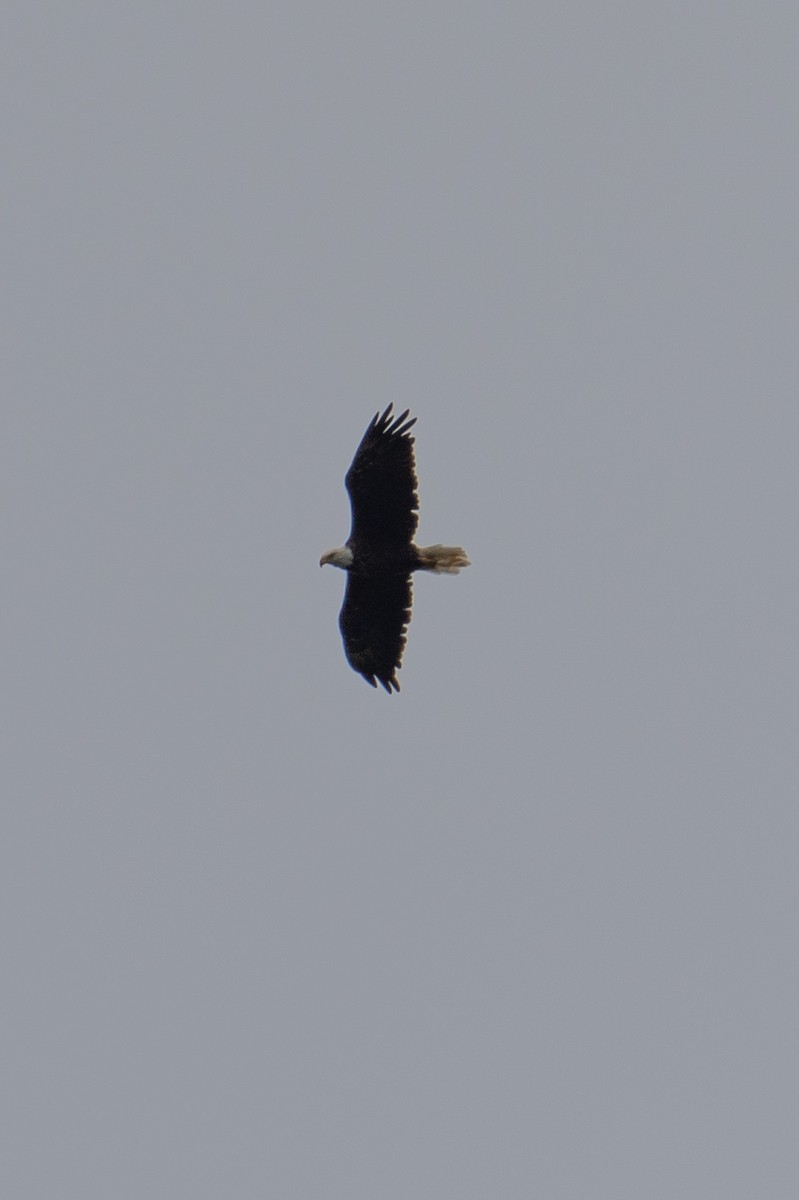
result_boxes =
[320,406,470,692]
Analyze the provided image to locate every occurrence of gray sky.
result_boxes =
[3,4,798,1197]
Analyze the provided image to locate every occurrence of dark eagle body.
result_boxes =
[320,406,469,692]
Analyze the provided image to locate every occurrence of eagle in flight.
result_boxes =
[320,406,470,692]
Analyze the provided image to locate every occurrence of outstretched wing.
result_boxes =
[345,405,419,547]
[338,573,413,693]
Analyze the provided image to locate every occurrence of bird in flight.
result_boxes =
[320,405,470,692]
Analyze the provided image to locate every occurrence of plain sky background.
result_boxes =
[3,3,797,1197]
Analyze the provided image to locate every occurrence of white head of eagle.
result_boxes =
[320,405,469,693]
[319,546,354,569]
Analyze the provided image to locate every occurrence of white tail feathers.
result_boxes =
[416,544,471,575]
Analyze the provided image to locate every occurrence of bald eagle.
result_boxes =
[320,405,470,692]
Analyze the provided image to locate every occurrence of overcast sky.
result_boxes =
[3,4,798,1197]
